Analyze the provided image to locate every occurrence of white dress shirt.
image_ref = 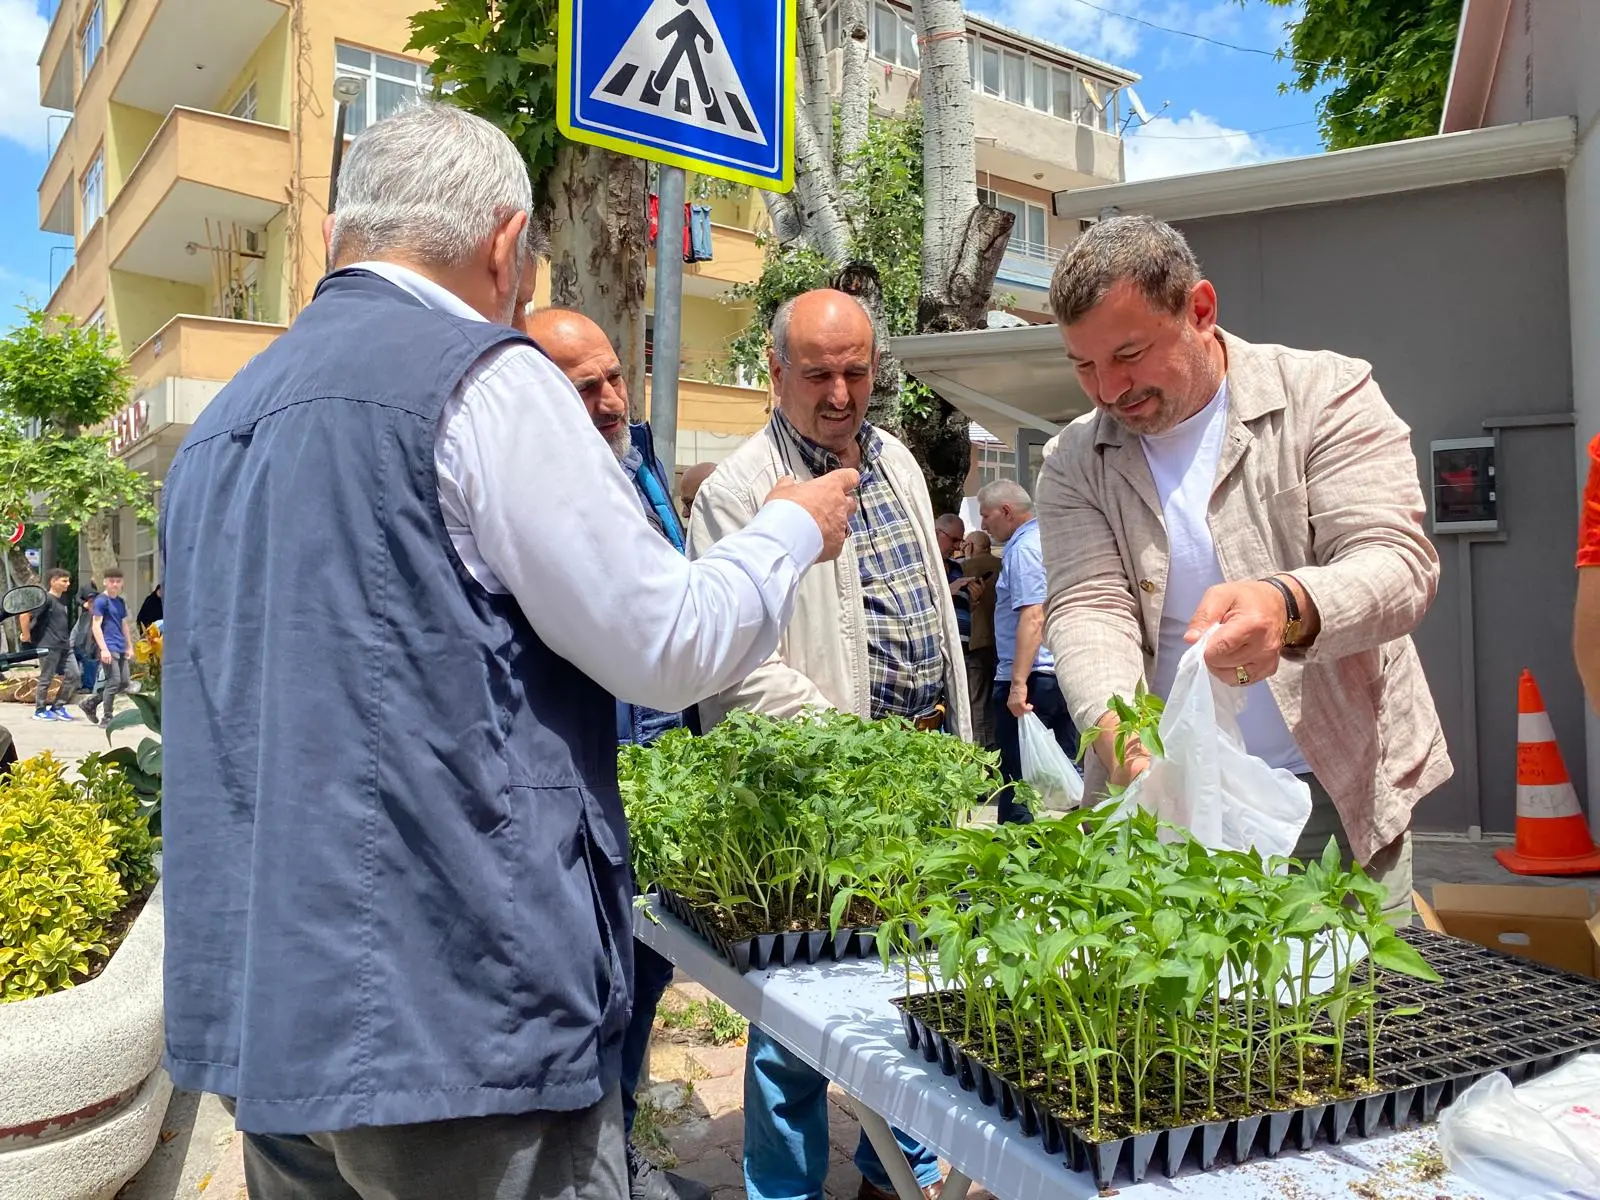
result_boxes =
[349,261,822,713]
[1141,380,1309,774]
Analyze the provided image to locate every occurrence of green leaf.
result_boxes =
[1368,931,1443,982]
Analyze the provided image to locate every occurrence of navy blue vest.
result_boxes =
[159,270,633,1134]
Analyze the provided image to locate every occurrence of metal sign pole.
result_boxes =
[651,165,686,478]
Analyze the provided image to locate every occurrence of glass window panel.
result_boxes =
[976,186,995,207]
[874,3,898,60]
[980,45,1000,95]
[375,77,416,122]
[377,54,418,81]
[1053,67,1074,118]
[998,194,1025,224]
[1027,206,1046,252]
[80,2,103,82]
[1030,62,1049,111]
[1002,51,1024,103]
[902,20,919,67]
[336,45,371,69]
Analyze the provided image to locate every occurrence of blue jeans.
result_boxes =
[76,650,98,696]
[620,939,676,1138]
[743,1027,941,1200]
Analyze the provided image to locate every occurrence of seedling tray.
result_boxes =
[894,928,1600,1190]
[656,886,888,975]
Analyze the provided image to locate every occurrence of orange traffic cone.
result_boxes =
[1496,670,1600,875]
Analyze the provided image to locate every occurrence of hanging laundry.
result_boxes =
[647,193,694,261]
[689,205,715,263]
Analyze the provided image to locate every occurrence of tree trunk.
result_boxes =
[6,547,35,587]
[836,0,871,191]
[796,0,832,169]
[791,113,851,264]
[761,190,805,249]
[83,511,119,581]
[545,143,651,420]
[905,0,1013,508]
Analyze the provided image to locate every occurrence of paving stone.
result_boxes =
[674,1146,744,1192]
[687,1042,747,1080]
[689,1072,745,1119]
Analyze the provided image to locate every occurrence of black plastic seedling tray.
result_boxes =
[894,928,1600,1190]
[655,886,888,974]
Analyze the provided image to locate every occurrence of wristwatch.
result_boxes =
[1261,575,1303,646]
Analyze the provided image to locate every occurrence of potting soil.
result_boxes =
[656,886,894,974]
[894,927,1600,1189]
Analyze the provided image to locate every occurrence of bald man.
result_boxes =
[678,461,717,522]
[689,289,967,1200]
[522,307,709,1200]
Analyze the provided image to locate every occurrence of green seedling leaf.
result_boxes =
[1368,931,1443,982]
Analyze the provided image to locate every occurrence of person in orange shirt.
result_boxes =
[1575,434,1600,707]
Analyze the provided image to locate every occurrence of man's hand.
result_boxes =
[1007,678,1031,718]
[766,470,860,561]
[1092,709,1152,788]
[1184,579,1293,685]
[100,649,112,666]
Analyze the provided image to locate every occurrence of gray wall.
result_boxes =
[1170,172,1579,834]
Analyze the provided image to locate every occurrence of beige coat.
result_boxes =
[1036,330,1452,864]
[687,419,973,741]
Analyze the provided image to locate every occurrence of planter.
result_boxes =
[657,887,892,974]
[895,928,1600,1190]
[0,884,170,1200]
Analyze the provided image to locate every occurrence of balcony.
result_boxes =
[648,222,766,296]
[111,0,287,115]
[109,107,289,285]
[38,0,75,112]
[127,313,285,389]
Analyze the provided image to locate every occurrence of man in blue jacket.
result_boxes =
[525,307,707,1200]
[159,102,860,1200]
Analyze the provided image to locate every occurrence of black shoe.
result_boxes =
[626,1141,710,1200]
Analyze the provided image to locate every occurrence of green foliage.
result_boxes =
[0,309,130,429]
[620,709,1005,931]
[724,106,928,419]
[1252,0,1463,150]
[0,311,154,534]
[408,0,562,205]
[839,806,1439,1136]
[1077,682,1165,783]
[0,753,157,1002]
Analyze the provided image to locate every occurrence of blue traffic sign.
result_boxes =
[558,0,796,191]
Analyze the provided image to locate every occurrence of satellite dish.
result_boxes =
[1127,88,1152,124]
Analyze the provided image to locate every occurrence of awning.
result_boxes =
[891,324,1092,454]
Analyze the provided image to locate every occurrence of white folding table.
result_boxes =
[635,898,1486,1200]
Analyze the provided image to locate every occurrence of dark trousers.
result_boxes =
[619,939,675,1137]
[35,646,79,710]
[991,672,1078,825]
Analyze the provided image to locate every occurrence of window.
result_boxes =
[79,0,103,84]
[870,3,918,69]
[979,45,1000,96]
[230,82,258,122]
[1029,62,1050,113]
[84,307,106,336]
[80,151,104,234]
[334,44,428,138]
[979,186,1048,260]
[1052,68,1077,120]
[1001,50,1025,104]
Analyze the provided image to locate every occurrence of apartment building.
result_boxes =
[657,0,1134,479]
[35,0,1131,589]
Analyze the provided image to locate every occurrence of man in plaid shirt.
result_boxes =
[689,289,969,1200]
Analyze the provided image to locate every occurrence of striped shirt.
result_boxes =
[774,411,945,721]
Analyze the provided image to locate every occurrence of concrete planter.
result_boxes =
[0,884,171,1200]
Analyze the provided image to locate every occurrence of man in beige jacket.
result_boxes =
[1037,215,1451,910]
[689,288,967,1200]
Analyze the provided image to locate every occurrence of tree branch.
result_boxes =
[796,0,833,169]
[837,0,870,190]
[792,108,852,265]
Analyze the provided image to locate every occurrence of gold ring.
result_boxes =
[1235,666,1250,686]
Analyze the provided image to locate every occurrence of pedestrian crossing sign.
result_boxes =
[558,0,796,192]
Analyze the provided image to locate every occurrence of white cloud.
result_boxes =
[0,0,50,154]
[1123,110,1286,180]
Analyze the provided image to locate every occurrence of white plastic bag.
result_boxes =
[1018,712,1084,811]
[1438,1054,1600,1199]
[1118,627,1312,859]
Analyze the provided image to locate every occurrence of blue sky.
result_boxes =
[0,0,1326,328]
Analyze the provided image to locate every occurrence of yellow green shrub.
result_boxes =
[0,753,156,1002]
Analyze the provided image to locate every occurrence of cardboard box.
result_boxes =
[1420,884,1600,978]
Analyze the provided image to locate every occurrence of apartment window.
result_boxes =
[1029,62,1050,113]
[979,187,1047,260]
[870,3,918,69]
[978,44,1000,96]
[80,151,105,234]
[230,82,258,122]
[1001,50,1025,104]
[335,44,428,137]
[79,0,103,84]
[821,3,841,50]
[84,307,106,336]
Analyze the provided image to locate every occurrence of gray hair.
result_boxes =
[330,100,541,268]
[934,513,964,539]
[1049,214,1201,326]
[770,291,877,363]
[977,479,1033,513]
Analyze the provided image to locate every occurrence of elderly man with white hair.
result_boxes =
[158,101,861,1200]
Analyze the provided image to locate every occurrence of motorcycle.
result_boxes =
[0,583,55,774]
